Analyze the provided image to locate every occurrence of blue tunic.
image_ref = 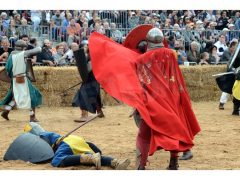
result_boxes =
[40,132,94,167]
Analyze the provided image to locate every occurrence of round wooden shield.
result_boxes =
[123,25,153,51]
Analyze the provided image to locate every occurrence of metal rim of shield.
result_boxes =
[4,133,54,163]
[123,24,153,50]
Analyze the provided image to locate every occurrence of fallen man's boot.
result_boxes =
[111,158,131,170]
[1,110,10,121]
[80,153,101,170]
[167,157,179,170]
[179,150,193,160]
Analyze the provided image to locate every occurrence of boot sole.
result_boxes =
[1,113,10,121]
[116,159,131,170]
[95,153,101,170]
[179,154,193,160]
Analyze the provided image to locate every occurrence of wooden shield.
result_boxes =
[26,58,36,82]
[74,49,89,83]
[216,73,235,94]
[0,68,11,83]
[123,24,153,50]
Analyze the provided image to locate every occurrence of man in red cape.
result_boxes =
[88,28,200,170]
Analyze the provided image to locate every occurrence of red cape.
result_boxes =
[89,32,200,154]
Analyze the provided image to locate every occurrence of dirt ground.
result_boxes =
[0,101,240,170]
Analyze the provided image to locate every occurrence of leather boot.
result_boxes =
[1,110,10,121]
[111,158,131,170]
[232,100,240,116]
[81,109,88,118]
[96,106,105,118]
[219,103,224,110]
[30,108,39,122]
[179,150,193,160]
[167,157,179,170]
[80,153,101,170]
[135,148,145,170]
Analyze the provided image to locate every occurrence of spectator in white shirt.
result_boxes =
[65,42,79,64]
[30,10,42,32]
[214,34,228,57]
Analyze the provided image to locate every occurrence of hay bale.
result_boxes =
[41,92,62,107]
[181,65,226,101]
[0,67,11,99]
[0,65,229,106]
[181,66,202,87]
[101,90,122,106]
[34,67,80,92]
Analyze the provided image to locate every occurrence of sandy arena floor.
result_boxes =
[0,101,240,170]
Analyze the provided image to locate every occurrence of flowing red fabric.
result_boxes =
[163,38,169,48]
[89,32,200,155]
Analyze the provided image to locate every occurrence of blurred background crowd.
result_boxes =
[1,10,240,66]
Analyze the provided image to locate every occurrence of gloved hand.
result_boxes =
[234,67,240,80]
[234,67,240,75]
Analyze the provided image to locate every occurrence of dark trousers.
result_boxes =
[59,142,113,167]
[232,97,240,115]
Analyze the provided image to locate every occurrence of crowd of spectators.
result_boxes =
[1,10,240,66]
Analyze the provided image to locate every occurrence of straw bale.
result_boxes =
[181,65,226,101]
[100,90,122,106]
[0,65,229,106]
[33,67,80,92]
[180,66,202,87]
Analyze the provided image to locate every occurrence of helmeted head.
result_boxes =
[137,40,147,53]
[80,40,89,54]
[81,40,88,46]
[24,122,45,136]
[146,28,164,44]
[15,40,28,51]
[24,122,60,146]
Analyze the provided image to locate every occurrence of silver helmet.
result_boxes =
[15,40,28,50]
[81,40,88,45]
[146,28,163,44]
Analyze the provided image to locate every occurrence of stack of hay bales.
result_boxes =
[0,66,119,107]
[0,65,228,106]
[0,67,10,101]
[34,67,80,106]
[180,65,226,101]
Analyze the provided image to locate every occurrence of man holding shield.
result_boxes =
[72,40,104,122]
[88,27,200,170]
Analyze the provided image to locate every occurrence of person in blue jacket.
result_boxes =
[24,122,130,170]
